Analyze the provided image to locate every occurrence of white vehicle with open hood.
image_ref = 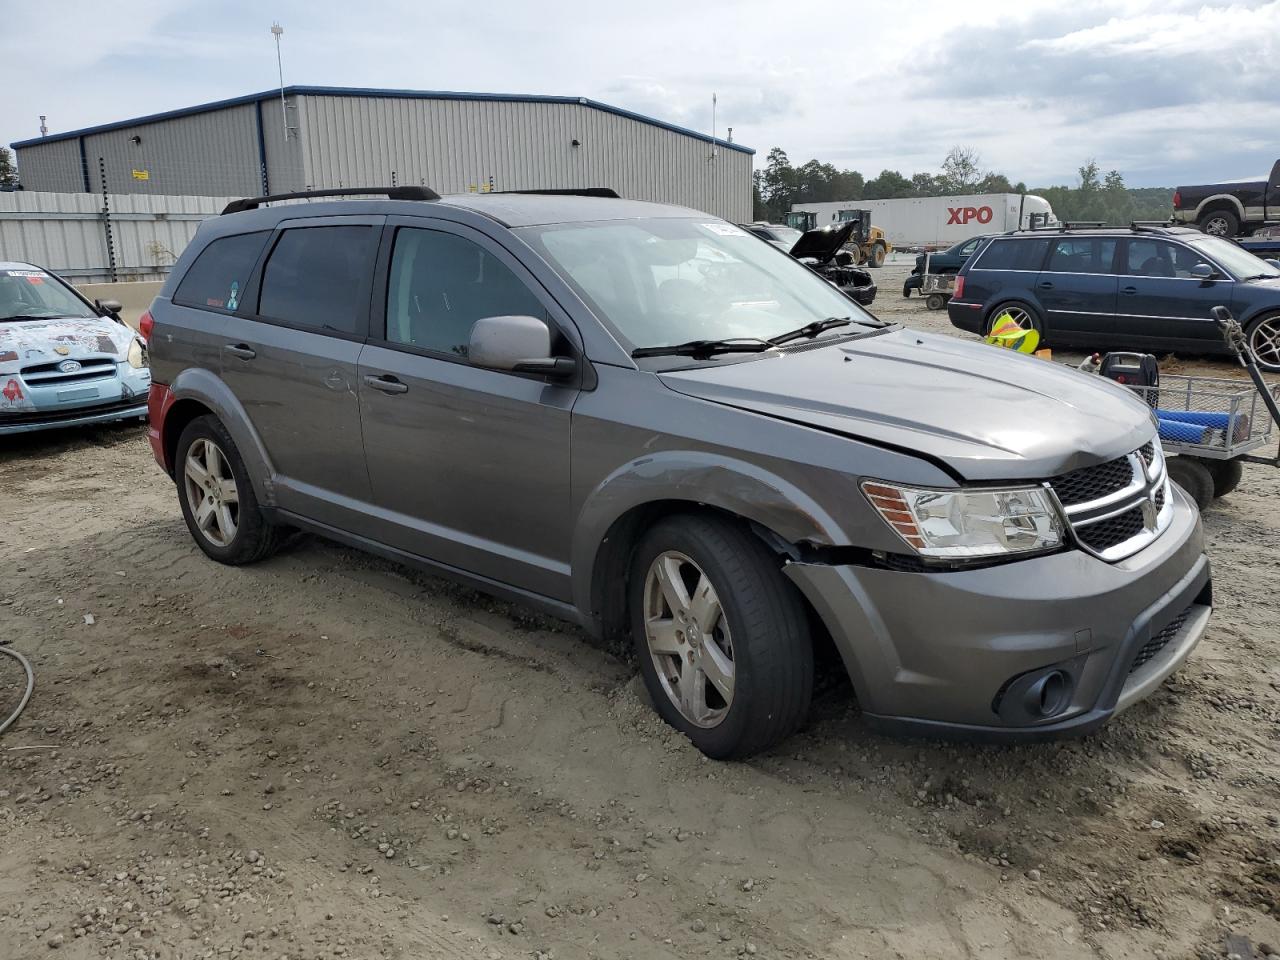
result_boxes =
[0,262,150,435]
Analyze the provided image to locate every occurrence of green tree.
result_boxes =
[0,148,17,189]
[940,145,983,194]
[863,169,914,200]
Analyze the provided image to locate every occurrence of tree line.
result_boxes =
[752,146,1173,226]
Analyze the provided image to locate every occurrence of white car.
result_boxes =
[0,262,150,435]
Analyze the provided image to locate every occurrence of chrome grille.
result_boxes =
[1049,440,1172,562]
[1052,457,1135,507]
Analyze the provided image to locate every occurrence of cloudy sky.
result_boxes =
[3,0,1277,188]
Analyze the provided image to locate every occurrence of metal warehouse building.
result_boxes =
[10,86,753,221]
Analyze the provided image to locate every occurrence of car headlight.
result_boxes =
[127,338,148,369]
[862,481,1064,559]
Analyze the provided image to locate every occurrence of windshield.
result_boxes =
[0,268,96,320]
[520,218,875,352]
[1188,236,1280,280]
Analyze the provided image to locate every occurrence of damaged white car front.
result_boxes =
[0,263,150,435]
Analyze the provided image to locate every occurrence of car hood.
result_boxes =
[0,315,135,373]
[658,328,1155,481]
[788,221,856,263]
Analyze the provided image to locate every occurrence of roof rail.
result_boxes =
[496,187,621,198]
[1130,220,1174,233]
[221,186,440,215]
[1058,220,1108,231]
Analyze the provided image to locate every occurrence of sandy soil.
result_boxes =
[2,266,1279,960]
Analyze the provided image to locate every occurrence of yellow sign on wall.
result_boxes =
[131,169,150,181]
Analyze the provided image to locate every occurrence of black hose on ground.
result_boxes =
[0,644,34,736]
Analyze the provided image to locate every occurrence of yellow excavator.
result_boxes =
[785,209,892,268]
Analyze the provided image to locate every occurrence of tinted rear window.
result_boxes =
[972,238,1049,271]
[173,231,270,312]
[1045,237,1118,274]
[257,226,378,336]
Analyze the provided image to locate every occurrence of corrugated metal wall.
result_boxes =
[0,191,234,283]
[295,95,752,221]
[14,93,752,221]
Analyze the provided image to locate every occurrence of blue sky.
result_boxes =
[3,0,1278,189]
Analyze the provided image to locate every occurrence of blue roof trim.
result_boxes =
[11,85,754,155]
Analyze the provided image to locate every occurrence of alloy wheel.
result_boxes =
[642,551,734,728]
[991,305,1035,332]
[1249,316,1280,370]
[183,438,240,547]
[1203,216,1230,237]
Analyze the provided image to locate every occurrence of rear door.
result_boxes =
[356,218,579,601]
[219,216,383,528]
[1116,238,1234,348]
[1036,236,1120,343]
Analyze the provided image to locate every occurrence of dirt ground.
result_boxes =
[2,262,1279,960]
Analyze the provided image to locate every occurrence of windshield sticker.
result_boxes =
[3,270,45,278]
[700,223,747,237]
[25,276,45,285]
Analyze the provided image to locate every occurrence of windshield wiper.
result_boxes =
[768,316,853,345]
[0,313,66,322]
[631,338,773,359]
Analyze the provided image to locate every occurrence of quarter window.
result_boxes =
[385,228,546,357]
[1044,238,1118,274]
[257,226,378,335]
[173,231,270,312]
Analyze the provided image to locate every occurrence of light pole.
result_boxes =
[271,22,287,144]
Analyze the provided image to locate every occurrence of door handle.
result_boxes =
[363,374,408,395]
[1121,286,1138,295]
[225,343,256,360]
[1037,281,1054,290]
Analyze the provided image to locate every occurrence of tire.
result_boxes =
[628,514,813,759]
[926,293,946,311]
[984,301,1045,342]
[868,243,886,268]
[1166,456,1214,511]
[1198,209,1239,238]
[175,415,282,565]
[1205,458,1244,499]
[1245,313,1280,372]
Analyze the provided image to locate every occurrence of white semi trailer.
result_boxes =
[790,193,1058,250]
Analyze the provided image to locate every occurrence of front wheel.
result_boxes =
[867,243,887,268]
[629,515,813,759]
[176,415,281,564]
[1246,313,1280,372]
[926,293,947,311]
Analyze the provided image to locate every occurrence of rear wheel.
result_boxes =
[629,515,813,759]
[926,293,946,310]
[1198,209,1239,237]
[1205,458,1244,499]
[985,302,1044,341]
[176,416,281,564]
[1167,456,1214,511]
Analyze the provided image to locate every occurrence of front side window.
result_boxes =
[1125,239,1209,278]
[0,267,96,321]
[173,231,270,313]
[257,226,378,335]
[519,218,872,352]
[385,228,546,357]
[1045,237,1117,274]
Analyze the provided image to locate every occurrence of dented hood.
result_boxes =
[658,328,1156,481]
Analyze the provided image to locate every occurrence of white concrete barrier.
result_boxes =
[75,280,162,332]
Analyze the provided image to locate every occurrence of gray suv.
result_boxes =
[146,187,1212,758]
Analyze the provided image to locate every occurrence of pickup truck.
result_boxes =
[1172,159,1280,237]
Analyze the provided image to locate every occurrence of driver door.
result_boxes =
[356,219,580,601]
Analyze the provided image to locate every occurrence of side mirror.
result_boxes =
[1190,263,1216,281]
[1267,259,1280,270]
[468,315,575,377]
[97,298,123,316]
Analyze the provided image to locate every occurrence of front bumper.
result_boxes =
[0,397,148,435]
[845,282,878,306]
[784,484,1210,741]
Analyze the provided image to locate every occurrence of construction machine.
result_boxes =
[785,208,892,267]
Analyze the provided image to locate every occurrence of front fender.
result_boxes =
[569,449,848,616]
[168,366,276,506]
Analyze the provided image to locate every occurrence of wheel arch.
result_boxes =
[982,297,1045,335]
[573,454,849,649]
[164,367,276,505]
[1194,195,1246,223]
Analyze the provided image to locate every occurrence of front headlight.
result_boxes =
[127,338,148,369]
[862,481,1064,559]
